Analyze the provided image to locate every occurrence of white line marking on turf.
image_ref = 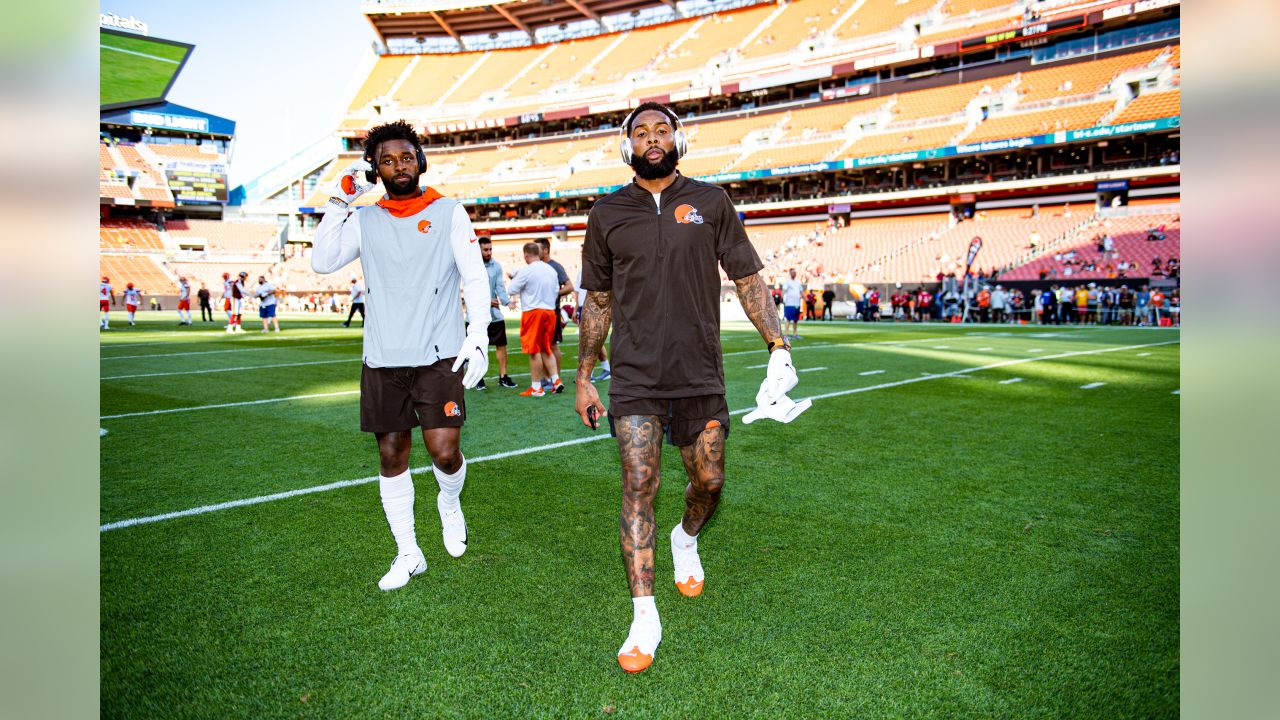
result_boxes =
[933,345,950,349]
[100,390,361,420]
[1079,382,1107,389]
[859,370,885,376]
[1027,348,1044,353]
[999,377,1023,385]
[1172,389,1180,395]
[100,339,1178,532]
[977,347,994,351]
[102,341,361,360]
[102,358,359,380]
[1137,352,1152,356]
[798,367,827,373]
[100,43,182,63]
[746,363,767,369]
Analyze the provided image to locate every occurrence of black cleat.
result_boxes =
[498,375,517,388]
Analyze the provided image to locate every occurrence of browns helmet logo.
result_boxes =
[340,175,357,195]
[443,401,461,417]
[673,204,704,225]
[418,219,432,234]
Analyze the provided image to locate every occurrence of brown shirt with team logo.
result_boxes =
[581,173,764,398]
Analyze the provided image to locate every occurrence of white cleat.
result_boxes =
[377,553,426,591]
[671,524,705,597]
[437,494,468,558]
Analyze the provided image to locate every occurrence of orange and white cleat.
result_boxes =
[519,386,545,397]
[671,524,705,597]
[617,620,661,673]
[617,645,654,674]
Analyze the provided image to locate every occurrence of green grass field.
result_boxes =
[100,34,188,107]
[100,314,1179,718]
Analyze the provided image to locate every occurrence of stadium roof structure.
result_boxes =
[361,0,675,43]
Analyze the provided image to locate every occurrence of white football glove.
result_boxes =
[332,159,374,204]
[451,332,489,389]
[759,348,798,404]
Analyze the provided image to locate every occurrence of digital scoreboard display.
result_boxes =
[164,162,228,205]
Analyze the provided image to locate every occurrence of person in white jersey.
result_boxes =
[121,283,141,326]
[99,276,115,330]
[220,272,235,331]
[505,242,561,397]
[311,120,490,591]
[781,268,805,340]
[253,275,280,333]
[176,277,192,326]
[343,276,365,327]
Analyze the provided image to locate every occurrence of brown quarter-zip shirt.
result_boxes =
[581,173,764,398]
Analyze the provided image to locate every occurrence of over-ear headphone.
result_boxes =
[364,143,428,184]
[618,104,688,164]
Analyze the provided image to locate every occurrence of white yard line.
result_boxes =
[859,370,885,376]
[1137,352,1152,357]
[1172,389,1180,395]
[100,390,361,420]
[100,44,182,63]
[100,338,1178,532]
[999,377,1024,385]
[1080,382,1107,389]
[798,367,827,373]
[102,341,361,361]
[102,358,360,380]
[977,347,994,351]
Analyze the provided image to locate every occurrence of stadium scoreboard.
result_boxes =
[164,161,228,205]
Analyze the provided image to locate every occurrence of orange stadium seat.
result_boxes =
[165,219,280,254]
[144,143,223,161]
[836,0,936,41]
[100,255,174,295]
[846,123,967,157]
[656,4,777,75]
[740,0,847,59]
[349,55,413,110]
[100,218,164,252]
[1012,48,1163,105]
[1111,89,1180,125]
[394,52,481,107]
[961,101,1112,143]
[888,78,994,122]
[1000,208,1180,282]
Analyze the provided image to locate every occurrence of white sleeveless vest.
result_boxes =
[356,197,465,368]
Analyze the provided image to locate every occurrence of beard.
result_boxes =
[382,172,419,195]
[629,147,678,180]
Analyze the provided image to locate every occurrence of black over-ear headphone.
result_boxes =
[364,142,428,184]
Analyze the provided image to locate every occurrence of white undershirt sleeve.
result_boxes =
[448,204,490,338]
[312,202,362,274]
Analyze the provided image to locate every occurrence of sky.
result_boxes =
[103,1,379,188]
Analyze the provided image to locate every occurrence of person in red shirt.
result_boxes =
[1150,289,1166,325]
[916,289,932,322]
[977,286,992,323]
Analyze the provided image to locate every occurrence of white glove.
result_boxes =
[743,394,811,425]
[332,160,374,204]
[451,333,489,389]
[759,348,798,404]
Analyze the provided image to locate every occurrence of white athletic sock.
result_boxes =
[379,469,420,557]
[432,459,465,512]
[551,373,560,383]
[632,596,660,632]
[672,522,698,550]
[530,380,540,390]
[601,360,610,371]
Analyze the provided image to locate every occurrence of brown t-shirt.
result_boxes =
[581,173,763,398]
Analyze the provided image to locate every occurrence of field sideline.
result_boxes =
[101,315,1179,718]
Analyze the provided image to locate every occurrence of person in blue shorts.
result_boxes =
[781,268,804,340]
[254,275,280,333]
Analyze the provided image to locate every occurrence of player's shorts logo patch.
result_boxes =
[443,401,461,417]
[674,204,704,225]
[418,219,432,234]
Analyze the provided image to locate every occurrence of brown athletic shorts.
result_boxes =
[360,359,465,433]
[607,394,730,447]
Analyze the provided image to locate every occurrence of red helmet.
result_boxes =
[101,276,109,283]
[126,283,134,289]
[222,272,230,280]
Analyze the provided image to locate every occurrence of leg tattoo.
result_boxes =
[616,415,663,597]
[678,423,726,537]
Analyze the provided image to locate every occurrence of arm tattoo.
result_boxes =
[734,273,783,344]
[616,414,663,596]
[576,290,613,382]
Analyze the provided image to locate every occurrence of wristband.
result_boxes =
[767,337,790,353]
[328,197,349,209]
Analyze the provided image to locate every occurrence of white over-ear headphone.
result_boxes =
[618,104,688,164]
